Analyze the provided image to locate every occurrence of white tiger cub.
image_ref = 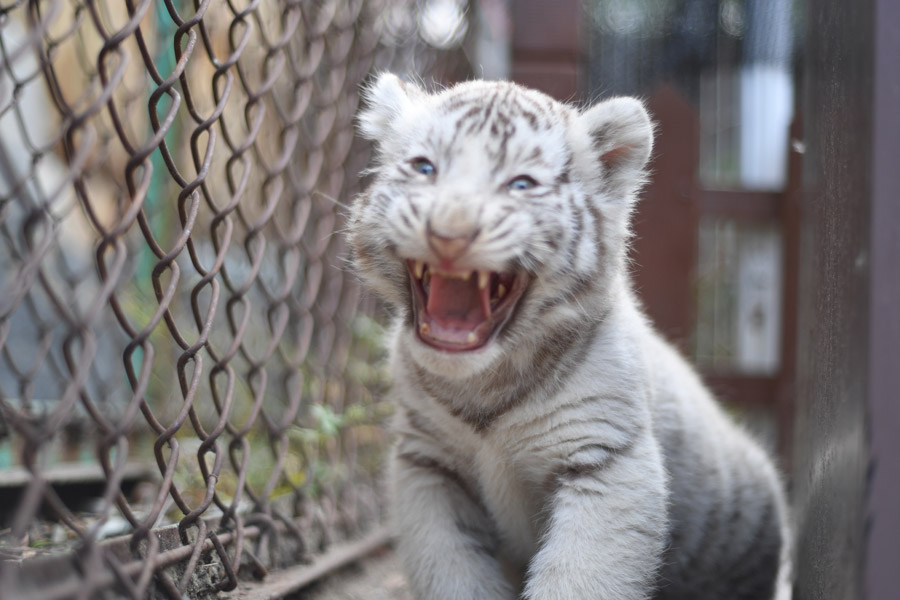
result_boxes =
[350,73,792,600]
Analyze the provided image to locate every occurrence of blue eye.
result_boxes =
[507,175,537,190]
[411,158,436,176]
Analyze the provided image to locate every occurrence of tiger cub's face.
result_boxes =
[351,75,653,379]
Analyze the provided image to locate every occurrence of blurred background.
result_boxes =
[0,0,896,598]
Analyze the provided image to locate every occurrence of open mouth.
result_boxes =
[406,259,529,353]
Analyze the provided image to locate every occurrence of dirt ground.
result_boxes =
[289,547,413,600]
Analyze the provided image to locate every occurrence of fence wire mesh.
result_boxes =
[0,0,467,597]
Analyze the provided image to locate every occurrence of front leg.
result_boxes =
[524,433,669,600]
[391,441,517,600]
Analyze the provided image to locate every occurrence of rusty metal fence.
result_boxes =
[0,0,465,597]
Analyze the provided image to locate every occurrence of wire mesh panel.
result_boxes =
[0,0,466,597]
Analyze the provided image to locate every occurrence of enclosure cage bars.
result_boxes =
[0,0,461,597]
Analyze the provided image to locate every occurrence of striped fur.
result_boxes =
[350,74,792,600]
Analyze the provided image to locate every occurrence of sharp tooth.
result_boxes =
[478,270,490,290]
[413,260,424,279]
[420,323,430,335]
[466,332,477,344]
[463,270,472,281]
[497,284,507,298]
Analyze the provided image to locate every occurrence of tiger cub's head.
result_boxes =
[350,74,653,379]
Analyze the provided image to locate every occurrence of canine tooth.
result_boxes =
[466,332,477,344]
[420,323,430,335]
[413,260,424,279]
[478,270,490,290]
[464,270,473,281]
[497,284,507,298]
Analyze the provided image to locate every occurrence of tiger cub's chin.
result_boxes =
[401,325,505,380]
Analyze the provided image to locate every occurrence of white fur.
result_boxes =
[351,74,792,600]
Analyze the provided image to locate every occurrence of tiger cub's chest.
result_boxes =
[471,438,548,565]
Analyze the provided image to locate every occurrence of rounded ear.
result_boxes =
[578,97,654,192]
[358,72,423,141]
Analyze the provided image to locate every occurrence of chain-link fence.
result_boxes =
[0,0,468,597]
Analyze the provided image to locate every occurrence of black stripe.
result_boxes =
[513,413,635,452]
[404,407,443,441]
[454,519,499,558]
[520,110,538,129]
[566,195,584,258]
[723,498,780,598]
[454,105,482,130]
[484,219,515,242]
[395,449,484,512]
[584,200,607,257]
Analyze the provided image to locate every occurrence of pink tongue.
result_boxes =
[426,274,489,329]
